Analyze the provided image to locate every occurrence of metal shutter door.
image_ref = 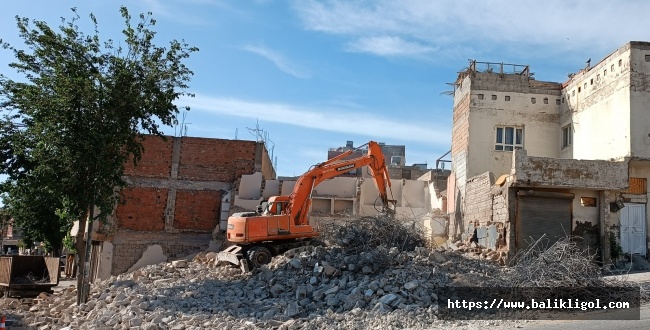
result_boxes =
[516,191,573,251]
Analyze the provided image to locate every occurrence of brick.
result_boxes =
[174,190,221,231]
[116,187,168,231]
[123,136,174,178]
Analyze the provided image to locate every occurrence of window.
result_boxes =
[578,86,581,93]
[492,95,497,100]
[478,94,484,100]
[590,79,593,85]
[556,99,561,105]
[597,74,600,81]
[543,97,548,104]
[646,55,650,62]
[604,69,607,76]
[611,64,614,71]
[583,83,587,90]
[495,126,523,151]
[531,97,536,104]
[562,124,573,149]
[580,197,597,207]
[619,59,622,67]
[505,95,511,101]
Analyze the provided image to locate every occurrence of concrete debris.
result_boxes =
[2,243,527,330]
[5,231,644,329]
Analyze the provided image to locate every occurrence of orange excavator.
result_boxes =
[217,141,396,271]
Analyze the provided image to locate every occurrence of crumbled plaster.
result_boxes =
[512,149,628,189]
[127,244,168,273]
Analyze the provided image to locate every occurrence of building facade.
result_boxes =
[449,42,650,264]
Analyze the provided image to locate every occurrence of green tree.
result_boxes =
[2,179,71,256]
[0,7,197,303]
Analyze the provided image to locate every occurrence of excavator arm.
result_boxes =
[286,141,396,226]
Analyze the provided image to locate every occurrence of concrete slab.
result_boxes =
[238,172,263,199]
[262,180,281,199]
[127,244,167,273]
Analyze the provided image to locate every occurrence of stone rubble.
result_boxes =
[0,244,540,330]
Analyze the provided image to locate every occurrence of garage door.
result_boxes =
[516,190,574,251]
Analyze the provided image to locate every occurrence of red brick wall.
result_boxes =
[116,187,167,231]
[174,190,221,231]
[123,136,173,178]
[178,137,257,182]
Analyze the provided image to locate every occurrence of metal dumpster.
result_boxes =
[0,255,60,297]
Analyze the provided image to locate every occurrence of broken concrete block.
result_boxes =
[374,302,393,313]
[285,301,300,317]
[404,280,419,291]
[289,258,302,269]
[429,251,446,263]
[296,286,307,300]
[270,284,284,297]
[378,293,398,305]
[446,240,459,251]
[172,260,188,268]
[323,264,337,276]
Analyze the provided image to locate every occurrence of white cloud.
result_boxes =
[242,44,311,79]
[346,36,437,57]
[180,94,450,146]
[292,0,650,59]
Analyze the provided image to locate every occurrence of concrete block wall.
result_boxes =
[111,231,211,275]
[464,172,494,227]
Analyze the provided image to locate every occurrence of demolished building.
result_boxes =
[74,135,276,280]
[449,41,650,265]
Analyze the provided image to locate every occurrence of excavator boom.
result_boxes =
[218,141,396,271]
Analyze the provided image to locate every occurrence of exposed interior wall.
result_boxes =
[97,241,113,280]
[258,142,277,180]
[571,189,600,253]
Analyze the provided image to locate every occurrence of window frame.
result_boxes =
[562,124,573,149]
[495,126,524,151]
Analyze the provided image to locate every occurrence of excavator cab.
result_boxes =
[218,140,396,271]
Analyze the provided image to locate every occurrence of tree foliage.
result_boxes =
[0,6,197,301]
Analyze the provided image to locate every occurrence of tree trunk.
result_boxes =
[75,211,88,305]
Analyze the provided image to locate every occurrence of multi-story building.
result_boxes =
[449,42,650,264]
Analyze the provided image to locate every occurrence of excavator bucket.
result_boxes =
[217,245,249,272]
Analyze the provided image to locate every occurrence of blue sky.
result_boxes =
[1,0,650,177]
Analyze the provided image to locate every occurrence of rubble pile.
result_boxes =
[2,227,646,329]
[2,244,512,329]
[317,215,427,271]
[443,240,507,266]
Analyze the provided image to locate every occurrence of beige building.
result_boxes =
[450,42,650,265]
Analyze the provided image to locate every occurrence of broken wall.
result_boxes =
[105,136,273,276]
[463,172,507,252]
[111,231,211,275]
[512,149,629,190]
